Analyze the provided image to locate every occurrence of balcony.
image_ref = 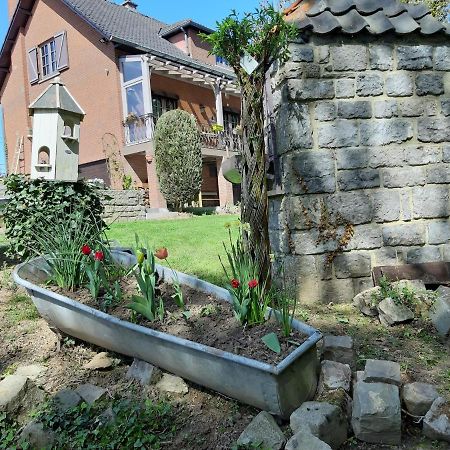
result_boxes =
[123,113,242,153]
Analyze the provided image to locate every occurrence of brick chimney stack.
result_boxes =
[8,0,19,20]
[122,1,138,9]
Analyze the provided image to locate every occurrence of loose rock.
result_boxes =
[285,431,332,450]
[237,411,286,450]
[363,359,401,386]
[15,364,47,382]
[84,352,114,370]
[322,335,356,370]
[19,421,55,449]
[423,397,450,443]
[126,359,162,385]
[377,297,414,326]
[97,407,117,427]
[429,286,450,338]
[53,389,82,413]
[290,401,347,449]
[156,374,189,394]
[319,360,351,393]
[402,382,439,416]
[76,384,107,405]
[353,287,380,316]
[352,381,401,445]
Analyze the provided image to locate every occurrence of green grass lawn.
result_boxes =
[107,215,239,286]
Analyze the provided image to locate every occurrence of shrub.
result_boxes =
[154,110,202,210]
[3,175,106,258]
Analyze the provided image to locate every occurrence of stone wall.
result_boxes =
[102,190,146,222]
[270,34,450,304]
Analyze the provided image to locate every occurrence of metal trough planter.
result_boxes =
[13,252,321,419]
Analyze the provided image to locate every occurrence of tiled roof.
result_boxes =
[160,19,214,37]
[285,0,450,35]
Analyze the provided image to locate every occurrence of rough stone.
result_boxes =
[429,286,450,338]
[322,335,356,369]
[347,224,383,250]
[369,45,393,70]
[319,360,352,393]
[76,384,107,405]
[399,98,437,117]
[53,389,82,413]
[290,401,347,449]
[386,72,414,97]
[290,44,314,63]
[337,101,372,119]
[287,79,335,101]
[397,46,433,70]
[434,46,450,71]
[374,100,398,118]
[14,364,47,382]
[97,407,117,427]
[336,148,368,170]
[443,145,450,163]
[382,223,425,246]
[156,373,189,394]
[333,252,371,278]
[442,99,450,116]
[428,220,450,245]
[418,118,450,143]
[360,120,413,146]
[427,164,450,184]
[373,190,401,222]
[331,45,368,71]
[237,411,286,450]
[416,73,444,96]
[315,102,336,121]
[353,287,380,317]
[363,359,401,386]
[335,78,355,98]
[377,297,415,326]
[402,382,439,416]
[126,359,162,386]
[404,145,441,165]
[356,73,383,96]
[84,352,114,370]
[318,120,359,148]
[352,381,401,445]
[423,397,450,443]
[406,246,441,264]
[368,146,406,168]
[285,432,332,450]
[338,169,380,191]
[413,185,450,219]
[19,421,56,449]
[382,167,426,188]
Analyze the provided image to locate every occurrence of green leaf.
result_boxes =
[261,332,281,354]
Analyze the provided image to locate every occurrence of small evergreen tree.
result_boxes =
[154,110,202,211]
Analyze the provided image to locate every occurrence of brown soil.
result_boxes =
[48,279,307,366]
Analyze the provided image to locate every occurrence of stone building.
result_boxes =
[269,0,450,304]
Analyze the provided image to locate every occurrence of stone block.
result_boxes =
[290,44,314,62]
[290,401,347,449]
[319,361,352,393]
[382,167,425,188]
[372,190,401,222]
[398,98,437,117]
[304,63,321,78]
[328,191,374,225]
[352,382,401,444]
[402,382,439,416]
[386,72,414,97]
[443,243,450,260]
[413,186,450,219]
[322,335,356,369]
[377,297,414,326]
[333,252,371,278]
[318,120,359,148]
[416,73,444,96]
[427,164,450,184]
[353,287,380,317]
[423,397,450,442]
[53,389,82,413]
[237,411,286,450]
[335,78,355,98]
[337,169,380,191]
[363,359,401,386]
[441,99,450,116]
[369,45,393,70]
[276,103,313,154]
[320,278,356,304]
[315,45,330,63]
[75,384,107,405]
[356,73,383,96]
[443,145,450,163]
[418,118,450,143]
[374,100,398,118]
[397,45,433,70]
[127,359,162,385]
[19,422,55,449]
[287,79,335,101]
[429,286,450,338]
[336,147,368,170]
[291,230,338,255]
[347,225,383,250]
[434,46,450,70]
[360,120,413,146]
[404,145,441,165]
[331,45,368,71]
[406,246,441,264]
[382,223,426,246]
[156,374,189,394]
[368,146,406,168]
[374,247,399,265]
[428,220,450,245]
[315,102,336,121]
[285,432,332,450]
[337,101,372,119]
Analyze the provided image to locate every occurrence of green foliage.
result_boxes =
[154,110,202,211]
[5,293,38,324]
[4,175,105,258]
[271,290,298,338]
[262,332,281,354]
[400,0,449,20]
[0,412,21,449]
[122,175,133,190]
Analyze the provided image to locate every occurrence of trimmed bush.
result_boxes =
[4,174,106,258]
[154,109,202,210]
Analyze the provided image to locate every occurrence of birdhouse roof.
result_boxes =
[29,78,85,116]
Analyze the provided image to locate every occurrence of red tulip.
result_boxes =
[155,247,168,260]
[231,279,240,289]
[94,251,104,261]
[81,244,91,256]
[248,279,258,289]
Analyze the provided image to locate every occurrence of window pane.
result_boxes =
[126,82,145,116]
[122,60,142,83]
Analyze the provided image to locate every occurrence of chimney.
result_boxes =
[8,0,19,20]
[122,1,138,9]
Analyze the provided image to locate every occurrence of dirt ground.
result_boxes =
[1,259,450,449]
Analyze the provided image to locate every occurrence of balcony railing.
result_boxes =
[123,113,242,153]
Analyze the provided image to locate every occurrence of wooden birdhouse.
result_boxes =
[29,77,85,181]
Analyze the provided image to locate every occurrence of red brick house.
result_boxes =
[0,0,242,208]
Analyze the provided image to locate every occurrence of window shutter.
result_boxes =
[27,47,39,84]
[54,31,69,71]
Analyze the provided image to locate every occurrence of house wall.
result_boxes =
[167,32,187,54]
[0,0,124,182]
[8,0,18,18]
[188,29,216,66]
[270,34,450,304]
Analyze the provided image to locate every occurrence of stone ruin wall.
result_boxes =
[101,189,146,222]
[269,34,450,304]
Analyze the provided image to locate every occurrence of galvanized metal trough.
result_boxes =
[13,251,321,418]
